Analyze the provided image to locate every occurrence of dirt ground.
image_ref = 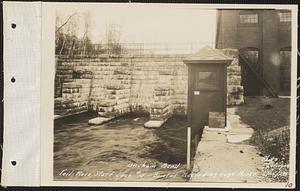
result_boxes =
[234,97,291,164]
[54,114,190,181]
[234,96,290,134]
[235,96,291,182]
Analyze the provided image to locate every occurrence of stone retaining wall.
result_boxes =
[220,49,244,105]
[54,50,243,118]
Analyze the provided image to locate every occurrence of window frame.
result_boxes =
[278,11,292,23]
[279,47,291,95]
[192,66,221,91]
[240,47,262,75]
[239,11,259,25]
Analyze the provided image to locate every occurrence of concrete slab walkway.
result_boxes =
[190,108,265,183]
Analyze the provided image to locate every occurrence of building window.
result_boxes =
[196,71,218,89]
[279,47,291,95]
[240,13,258,24]
[240,48,261,74]
[279,12,291,22]
[239,47,262,96]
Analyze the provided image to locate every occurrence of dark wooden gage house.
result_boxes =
[183,47,232,144]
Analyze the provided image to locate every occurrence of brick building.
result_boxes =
[216,9,291,96]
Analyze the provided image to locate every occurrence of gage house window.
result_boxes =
[240,13,258,24]
[279,12,291,22]
[195,67,220,90]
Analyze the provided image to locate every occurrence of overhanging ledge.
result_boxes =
[183,46,233,65]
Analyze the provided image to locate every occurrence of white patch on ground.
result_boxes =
[144,120,165,129]
[88,117,112,125]
[54,115,61,120]
[225,110,254,143]
[226,134,252,143]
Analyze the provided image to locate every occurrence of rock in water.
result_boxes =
[144,120,165,129]
[88,117,112,125]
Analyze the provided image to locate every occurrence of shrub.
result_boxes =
[251,126,290,163]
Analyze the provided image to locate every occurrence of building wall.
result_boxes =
[262,10,280,94]
[216,10,239,49]
[216,9,292,95]
[54,51,243,118]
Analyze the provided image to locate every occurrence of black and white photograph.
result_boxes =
[49,3,296,187]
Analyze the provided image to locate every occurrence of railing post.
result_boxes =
[187,126,191,170]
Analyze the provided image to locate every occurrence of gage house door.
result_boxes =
[184,47,232,133]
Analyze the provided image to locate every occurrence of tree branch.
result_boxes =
[55,13,77,34]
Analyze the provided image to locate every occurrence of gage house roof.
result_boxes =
[184,46,233,65]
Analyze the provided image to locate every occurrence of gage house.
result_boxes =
[184,47,232,137]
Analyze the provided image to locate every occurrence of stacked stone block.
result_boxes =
[150,63,174,120]
[129,56,187,118]
[54,61,75,98]
[54,60,93,116]
[88,61,112,112]
[54,50,244,119]
[150,87,171,120]
[58,83,88,115]
[89,60,132,118]
[220,49,245,105]
[130,61,156,113]
[171,63,188,115]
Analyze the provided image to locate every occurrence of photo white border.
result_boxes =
[2,2,41,186]
[40,3,298,188]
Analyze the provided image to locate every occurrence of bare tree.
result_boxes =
[55,12,77,34]
[55,12,78,55]
[81,11,92,56]
[105,23,122,55]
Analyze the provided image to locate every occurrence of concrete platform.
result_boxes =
[190,109,265,183]
[88,117,113,125]
[144,120,166,129]
[204,120,231,132]
[225,112,254,143]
